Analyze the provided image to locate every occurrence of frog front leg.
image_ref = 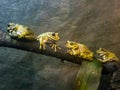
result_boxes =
[97,59,110,63]
[17,31,26,39]
[97,55,109,63]
[51,44,57,52]
[67,49,74,55]
[51,44,61,52]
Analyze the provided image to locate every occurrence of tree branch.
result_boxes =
[0,30,119,74]
[0,30,83,64]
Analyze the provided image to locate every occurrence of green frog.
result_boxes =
[96,48,119,63]
[7,23,36,40]
[65,41,93,61]
[37,32,60,52]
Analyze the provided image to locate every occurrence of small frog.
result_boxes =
[37,32,60,52]
[96,48,119,63]
[7,23,36,40]
[65,41,93,61]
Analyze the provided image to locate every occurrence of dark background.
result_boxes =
[0,0,120,90]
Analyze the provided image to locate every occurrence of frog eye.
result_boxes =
[67,41,70,43]
[7,24,10,27]
[13,28,17,31]
[70,42,74,45]
[100,48,106,51]
[74,47,78,50]
[52,33,55,36]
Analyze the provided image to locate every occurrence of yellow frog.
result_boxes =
[65,41,93,61]
[37,32,60,52]
[96,48,119,63]
[7,23,36,40]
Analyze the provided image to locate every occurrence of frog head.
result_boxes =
[7,23,36,40]
[65,41,79,50]
[48,32,60,41]
[96,48,119,63]
[7,23,15,31]
[65,41,93,60]
[96,48,108,56]
[7,23,18,37]
[8,22,19,30]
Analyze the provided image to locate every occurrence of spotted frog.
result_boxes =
[65,41,93,60]
[7,23,36,40]
[96,48,119,63]
[37,32,60,52]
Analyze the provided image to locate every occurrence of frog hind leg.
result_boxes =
[42,43,46,50]
[24,35,37,40]
[39,38,46,50]
[39,40,42,49]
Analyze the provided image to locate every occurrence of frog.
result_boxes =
[96,48,119,63]
[65,40,93,61]
[37,32,61,52]
[7,23,36,40]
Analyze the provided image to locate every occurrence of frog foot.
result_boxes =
[67,49,74,55]
[39,44,46,50]
[17,35,24,39]
[97,59,108,63]
[50,44,61,52]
